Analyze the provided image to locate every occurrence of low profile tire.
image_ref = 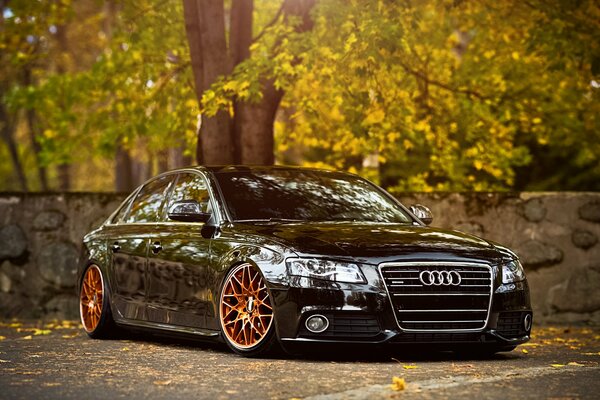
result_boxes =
[79,264,116,338]
[219,263,279,357]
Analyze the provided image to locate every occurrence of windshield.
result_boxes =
[213,169,413,223]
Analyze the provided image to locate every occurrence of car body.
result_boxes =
[78,166,532,356]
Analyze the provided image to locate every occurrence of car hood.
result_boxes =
[235,222,503,264]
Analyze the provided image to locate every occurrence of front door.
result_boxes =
[146,172,215,329]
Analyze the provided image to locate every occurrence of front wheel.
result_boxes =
[79,264,116,338]
[219,263,278,357]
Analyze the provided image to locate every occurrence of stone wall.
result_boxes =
[0,192,598,324]
[0,193,125,320]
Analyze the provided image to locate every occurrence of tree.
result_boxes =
[203,0,600,191]
[183,0,315,165]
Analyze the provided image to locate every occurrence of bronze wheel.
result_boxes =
[80,265,104,333]
[220,263,274,351]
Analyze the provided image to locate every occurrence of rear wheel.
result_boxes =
[79,264,116,338]
[219,263,278,357]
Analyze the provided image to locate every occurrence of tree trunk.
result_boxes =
[236,0,314,165]
[115,147,134,192]
[23,68,49,191]
[184,0,234,165]
[0,102,29,191]
[237,81,283,164]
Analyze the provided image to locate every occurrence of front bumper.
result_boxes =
[273,280,532,348]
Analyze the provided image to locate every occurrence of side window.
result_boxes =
[111,196,134,224]
[125,175,173,223]
[167,173,211,215]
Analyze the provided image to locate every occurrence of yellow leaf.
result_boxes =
[532,117,542,124]
[522,349,528,354]
[33,329,51,336]
[390,376,406,391]
[344,33,357,52]
[62,333,78,339]
[0,336,6,341]
[511,52,520,60]
[551,364,565,368]
[22,335,32,340]
[403,365,418,369]
[185,99,197,109]
[43,129,56,139]
[567,362,584,366]
[153,380,172,386]
[363,109,385,126]
[122,347,131,351]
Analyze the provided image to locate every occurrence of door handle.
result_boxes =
[111,242,121,252]
[151,241,162,254]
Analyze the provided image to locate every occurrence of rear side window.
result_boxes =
[166,173,211,216]
[125,175,174,223]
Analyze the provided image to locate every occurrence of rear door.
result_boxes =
[146,172,216,329]
[108,174,175,321]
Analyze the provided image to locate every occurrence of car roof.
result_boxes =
[173,165,348,175]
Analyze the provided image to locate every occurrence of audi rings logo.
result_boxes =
[419,270,462,286]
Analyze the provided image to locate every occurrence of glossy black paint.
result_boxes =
[79,166,532,351]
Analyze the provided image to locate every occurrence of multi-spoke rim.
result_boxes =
[80,265,104,333]
[220,263,274,350]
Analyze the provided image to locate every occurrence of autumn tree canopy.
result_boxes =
[0,0,598,192]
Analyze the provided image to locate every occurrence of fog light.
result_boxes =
[305,315,329,333]
[523,314,532,331]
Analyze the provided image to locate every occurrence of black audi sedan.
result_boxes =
[78,166,532,357]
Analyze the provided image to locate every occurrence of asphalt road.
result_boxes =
[1,321,599,399]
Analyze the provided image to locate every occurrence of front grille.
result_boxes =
[497,311,527,338]
[380,262,493,332]
[299,313,380,339]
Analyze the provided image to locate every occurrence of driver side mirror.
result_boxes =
[409,204,433,225]
[168,200,211,223]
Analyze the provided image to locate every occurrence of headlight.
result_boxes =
[286,258,365,283]
[501,259,525,284]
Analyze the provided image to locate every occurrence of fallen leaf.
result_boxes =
[390,376,406,391]
[567,362,584,366]
[8,323,22,328]
[551,364,565,368]
[33,329,52,336]
[153,380,171,386]
[0,336,6,341]
[522,349,528,354]
[121,347,131,351]
[581,352,600,356]
[403,365,418,369]
[62,332,78,339]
